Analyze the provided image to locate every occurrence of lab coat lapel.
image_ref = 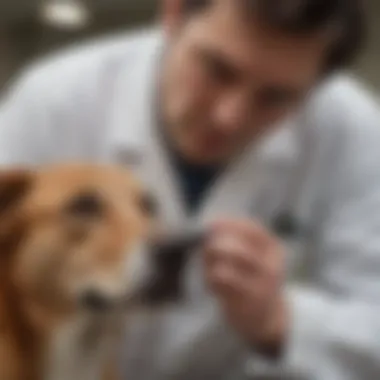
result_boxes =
[185,123,301,301]
[108,30,187,227]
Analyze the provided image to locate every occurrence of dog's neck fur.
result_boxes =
[45,313,121,380]
[0,286,122,380]
[0,272,43,380]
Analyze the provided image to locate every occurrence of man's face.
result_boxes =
[160,0,329,165]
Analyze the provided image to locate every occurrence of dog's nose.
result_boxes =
[80,290,112,312]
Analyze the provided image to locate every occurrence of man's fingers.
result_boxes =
[204,232,282,277]
[207,261,246,296]
[204,233,262,274]
[206,260,268,302]
[210,217,272,246]
[204,234,283,295]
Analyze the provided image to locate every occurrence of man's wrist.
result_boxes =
[250,298,289,360]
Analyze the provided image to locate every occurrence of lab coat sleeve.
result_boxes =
[247,80,380,379]
[0,49,105,166]
[0,68,59,166]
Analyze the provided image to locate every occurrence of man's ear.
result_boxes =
[161,0,184,36]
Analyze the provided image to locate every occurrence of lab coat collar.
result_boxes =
[109,28,190,226]
[196,120,300,225]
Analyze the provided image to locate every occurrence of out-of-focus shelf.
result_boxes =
[0,0,157,25]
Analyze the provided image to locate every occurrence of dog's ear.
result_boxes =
[0,169,33,216]
[0,170,33,280]
[0,170,33,256]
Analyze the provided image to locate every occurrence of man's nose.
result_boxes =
[212,91,250,133]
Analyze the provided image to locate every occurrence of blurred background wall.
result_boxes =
[0,0,378,93]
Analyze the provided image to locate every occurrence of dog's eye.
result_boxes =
[140,193,157,216]
[66,192,103,218]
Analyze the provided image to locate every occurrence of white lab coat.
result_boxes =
[1,28,380,380]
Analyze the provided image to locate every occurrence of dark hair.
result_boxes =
[183,0,366,74]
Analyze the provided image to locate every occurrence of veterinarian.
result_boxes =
[1,0,380,379]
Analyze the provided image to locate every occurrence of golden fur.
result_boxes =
[0,164,155,380]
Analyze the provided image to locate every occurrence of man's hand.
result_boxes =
[203,218,288,356]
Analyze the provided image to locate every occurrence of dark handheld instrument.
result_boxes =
[142,212,303,304]
[142,227,208,304]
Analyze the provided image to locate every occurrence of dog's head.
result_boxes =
[0,164,161,319]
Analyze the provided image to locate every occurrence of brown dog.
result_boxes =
[0,164,159,380]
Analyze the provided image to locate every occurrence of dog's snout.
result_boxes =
[80,290,112,312]
[75,229,208,312]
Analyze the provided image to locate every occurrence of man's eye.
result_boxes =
[203,55,237,85]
